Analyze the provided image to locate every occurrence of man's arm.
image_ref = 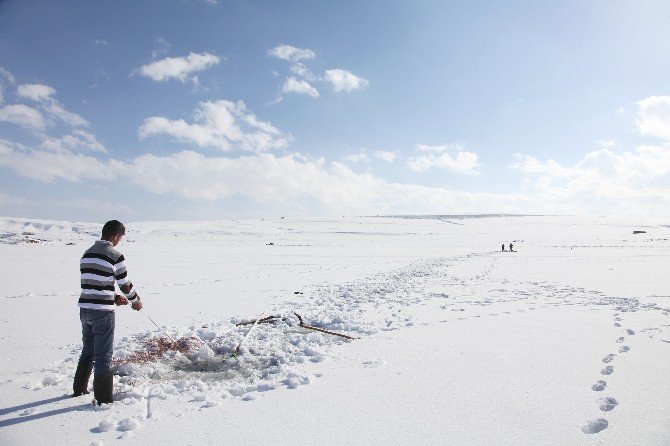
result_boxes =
[114,255,142,311]
[120,283,142,310]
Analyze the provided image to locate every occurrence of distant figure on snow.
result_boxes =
[509,243,514,252]
[501,243,506,252]
[73,220,143,404]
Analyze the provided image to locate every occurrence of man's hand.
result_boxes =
[131,299,143,311]
[114,294,128,306]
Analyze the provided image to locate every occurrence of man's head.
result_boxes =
[101,220,125,246]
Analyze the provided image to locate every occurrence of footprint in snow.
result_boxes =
[362,360,384,369]
[600,365,614,375]
[626,329,635,335]
[582,418,608,434]
[602,354,616,363]
[616,337,625,343]
[598,397,618,412]
[614,323,622,327]
[592,380,607,391]
[618,346,630,353]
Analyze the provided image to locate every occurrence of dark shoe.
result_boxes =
[93,373,114,405]
[72,362,93,397]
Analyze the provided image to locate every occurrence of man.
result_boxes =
[72,220,142,404]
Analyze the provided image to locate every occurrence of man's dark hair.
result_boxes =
[101,220,125,239]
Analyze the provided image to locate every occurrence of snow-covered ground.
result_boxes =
[0,215,668,445]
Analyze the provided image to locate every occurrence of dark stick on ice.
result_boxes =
[293,312,356,340]
[235,315,282,326]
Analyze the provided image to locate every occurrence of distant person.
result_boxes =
[73,220,142,404]
[502,244,506,252]
[509,243,514,252]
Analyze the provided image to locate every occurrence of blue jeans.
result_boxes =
[78,308,115,374]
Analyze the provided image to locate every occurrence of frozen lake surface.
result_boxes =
[0,215,668,445]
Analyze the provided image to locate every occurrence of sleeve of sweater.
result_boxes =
[114,255,139,301]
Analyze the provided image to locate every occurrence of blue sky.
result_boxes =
[1,0,670,221]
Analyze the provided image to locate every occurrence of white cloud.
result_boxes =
[510,146,670,183]
[4,84,668,217]
[17,84,56,101]
[95,38,107,45]
[597,139,619,149]
[4,136,670,216]
[266,95,284,106]
[41,101,88,127]
[0,67,15,85]
[509,153,571,177]
[0,131,534,215]
[290,63,317,81]
[123,150,532,214]
[151,37,171,59]
[343,149,369,163]
[41,130,107,154]
[89,67,112,89]
[408,152,480,174]
[137,52,221,83]
[269,50,368,98]
[324,69,369,93]
[407,144,480,174]
[282,77,319,98]
[375,150,399,162]
[416,143,464,153]
[0,104,47,130]
[0,140,121,183]
[139,99,289,152]
[0,67,15,105]
[636,96,670,140]
[14,83,88,127]
[509,145,670,214]
[267,44,316,62]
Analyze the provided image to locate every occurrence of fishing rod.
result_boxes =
[233,297,277,355]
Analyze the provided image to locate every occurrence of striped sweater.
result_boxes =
[79,240,138,310]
